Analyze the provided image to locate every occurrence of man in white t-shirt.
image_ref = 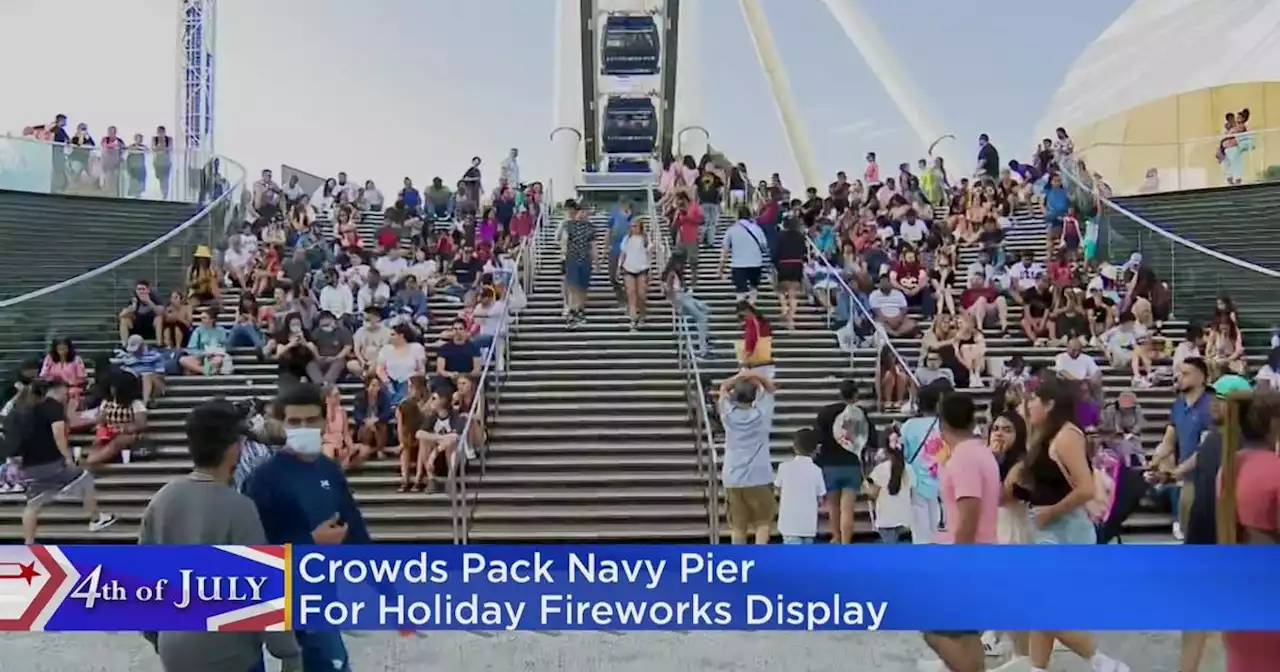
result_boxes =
[868,273,917,336]
[222,236,253,289]
[318,274,355,322]
[1008,251,1044,291]
[469,288,508,350]
[898,214,929,247]
[357,271,392,312]
[374,249,410,284]
[774,428,826,544]
[1053,334,1102,396]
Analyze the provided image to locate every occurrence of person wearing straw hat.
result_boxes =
[186,244,219,309]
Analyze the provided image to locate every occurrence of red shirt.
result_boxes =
[1061,214,1081,239]
[437,235,456,257]
[675,203,704,244]
[742,313,772,356]
[959,286,998,310]
[1048,260,1073,286]
[510,212,533,238]
[893,260,922,278]
[376,227,399,249]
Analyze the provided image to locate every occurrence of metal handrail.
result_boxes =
[1074,126,1276,151]
[0,156,247,310]
[676,126,710,156]
[448,179,551,543]
[673,310,721,543]
[645,174,667,276]
[804,236,920,389]
[549,127,584,142]
[1058,157,1280,279]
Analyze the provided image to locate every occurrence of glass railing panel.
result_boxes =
[1076,128,1280,195]
[0,172,246,373]
[1060,156,1280,328]
[0,135,234,203]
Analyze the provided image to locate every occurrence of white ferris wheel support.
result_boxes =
[737,0,820,190]
[820,0,957,171]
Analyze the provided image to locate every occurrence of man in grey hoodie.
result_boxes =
[138,400,301,672]
[716,368,779,544]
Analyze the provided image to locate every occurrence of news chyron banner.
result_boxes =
[3,545,1280,632]
[0,545,285,631]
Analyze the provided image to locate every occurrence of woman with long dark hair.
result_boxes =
[982,410,1033,663]
[40,338,86,413]
[773,216,807,330]
[1012,375,1129,672]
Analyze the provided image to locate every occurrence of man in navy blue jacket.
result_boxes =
[245,383,368,672]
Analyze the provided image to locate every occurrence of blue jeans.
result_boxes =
[428,200,453,220]
[836,290,870,325]
[227,323,265,350]
[295,631,350,672]
[676,293,710,352]
[700,203,720,246]
[1152,482,1182,517]
[1031,507,1097,544]
[472,334,495,350]
[386,379,409,405]
[782,536,813,545]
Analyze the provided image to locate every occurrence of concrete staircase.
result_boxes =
[685,202,1183,541]
[1109,183,1280,328]
[0,190,200,301]
[0,211,479,542]
[467,211,709,541]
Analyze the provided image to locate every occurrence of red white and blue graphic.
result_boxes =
[0,545,286,632]
[0,545,80,630]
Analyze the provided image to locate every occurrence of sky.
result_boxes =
[0,0,1132,193]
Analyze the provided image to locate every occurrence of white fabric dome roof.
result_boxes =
[1033,0,1280,141]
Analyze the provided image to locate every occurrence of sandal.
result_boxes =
[397,481,411,493]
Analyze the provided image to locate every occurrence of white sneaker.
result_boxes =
[1092,655,1131,672]
[89,513,118,533]
[1172,520,1184,541]
[982,631,1010,657]
[968,375,983,389]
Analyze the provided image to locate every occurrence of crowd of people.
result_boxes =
[1,152,541,537]
[2,111,1278,670]
[688,133,1279,671]
[20,113,187,199]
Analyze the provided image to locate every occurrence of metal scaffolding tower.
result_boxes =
[178,0,216,155]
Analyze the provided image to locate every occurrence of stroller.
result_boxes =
[1091,447,1148,544]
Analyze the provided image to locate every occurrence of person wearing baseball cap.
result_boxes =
[139,399,301,671]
